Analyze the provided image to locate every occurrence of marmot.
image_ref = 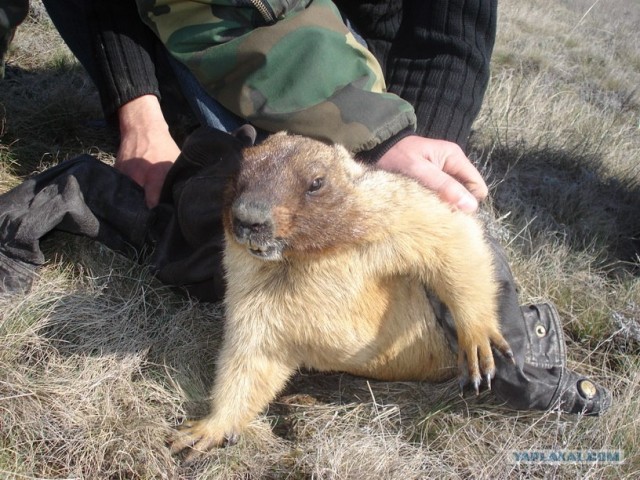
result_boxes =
[170,132,512,459]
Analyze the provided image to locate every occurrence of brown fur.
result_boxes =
[170,132,511,460]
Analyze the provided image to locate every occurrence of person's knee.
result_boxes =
[0,0,29,32]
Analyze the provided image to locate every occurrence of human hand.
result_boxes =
[116,95,181,208]
[377,135,488,213]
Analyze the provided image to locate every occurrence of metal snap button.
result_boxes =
[535,324,546,337]
[578,379,597,399]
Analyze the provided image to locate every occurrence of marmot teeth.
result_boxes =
[247,240,265,252]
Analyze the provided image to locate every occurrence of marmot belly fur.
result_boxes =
[170,132,512,458]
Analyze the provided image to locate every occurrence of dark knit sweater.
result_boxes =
[90,0,161,121]
[86,0,496,154]
[335,0,497,151]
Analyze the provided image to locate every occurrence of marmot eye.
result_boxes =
[308,177,324,193]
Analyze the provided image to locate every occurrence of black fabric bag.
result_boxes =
[0,126,252,300]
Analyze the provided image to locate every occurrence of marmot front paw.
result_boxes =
[457,329,514,395]
[169,418,239,463]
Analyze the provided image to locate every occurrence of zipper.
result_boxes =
[249,0,276,24]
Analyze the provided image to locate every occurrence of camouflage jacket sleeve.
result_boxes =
[135,0,416,154]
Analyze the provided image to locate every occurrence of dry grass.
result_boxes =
[1,0,639,478]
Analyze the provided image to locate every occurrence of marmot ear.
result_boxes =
[232,124,258,147]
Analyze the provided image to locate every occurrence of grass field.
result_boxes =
[1,0,639,478]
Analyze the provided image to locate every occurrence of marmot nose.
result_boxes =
[231,200,273,240]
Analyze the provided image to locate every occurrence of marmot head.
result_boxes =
[224,132,368,261]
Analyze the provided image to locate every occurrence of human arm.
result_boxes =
[44,0,178,206]
[377,136,487,213]
[90,0,182,207]
[336,0,497,151]
[337,0,496,211]
[131,0,493,209]
[354,128,488,212]
[115,95,180,207]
